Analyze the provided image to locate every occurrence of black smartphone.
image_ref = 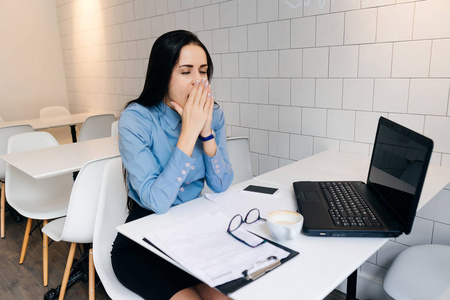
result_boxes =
[243,185,279,195]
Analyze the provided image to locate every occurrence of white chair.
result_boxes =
[227,136,253,186]
[0,116,4,122]
[6,132,73,286]
[383,244,450,300]
[93,157,143,299]
[39,106,71,119]
[42,156,117,299]
[111,120,118,137]
[78,114,116,142]
[0,125,34,238]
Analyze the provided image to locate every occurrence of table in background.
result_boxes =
[0,113,102,142]
[0,136,119,179]
[117,150,450,300]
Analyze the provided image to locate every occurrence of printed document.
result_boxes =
[145,212,290,287]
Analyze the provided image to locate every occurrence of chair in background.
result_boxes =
[42,156,117,299]
[111,120,118,137]
[93,157,143,299]
[0,125,34,238]
[383,244,450,300]
[227,136,253,186]
[78,114,115,142]
[5,132,73,286]
[0,116,4,122]
[39,106,71,119]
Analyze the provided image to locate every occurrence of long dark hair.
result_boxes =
[126,30,214,108]
[125,30,214,211]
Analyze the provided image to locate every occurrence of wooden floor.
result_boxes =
[0,210,110,300]
[0,208,348,300]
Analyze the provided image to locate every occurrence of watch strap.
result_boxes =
[198,133,214,142]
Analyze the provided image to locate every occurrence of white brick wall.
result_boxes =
[56,0,450,297]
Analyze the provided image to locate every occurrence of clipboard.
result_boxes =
[215,237,299,295]
[143,235,299,295]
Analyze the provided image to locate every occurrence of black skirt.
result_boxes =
[111,203,202,300]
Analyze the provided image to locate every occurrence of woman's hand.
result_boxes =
[173,78,214,156]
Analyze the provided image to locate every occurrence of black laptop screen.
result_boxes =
[367,118,432,227]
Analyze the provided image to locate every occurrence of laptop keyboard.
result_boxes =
[320,182,381,228]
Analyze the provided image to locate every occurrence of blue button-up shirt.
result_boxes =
[119,101,234,214]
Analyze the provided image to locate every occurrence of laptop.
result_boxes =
[293,117,434,237]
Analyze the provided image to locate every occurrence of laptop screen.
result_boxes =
[367,117,433,231]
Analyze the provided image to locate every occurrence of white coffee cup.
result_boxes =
[267,210,303,241]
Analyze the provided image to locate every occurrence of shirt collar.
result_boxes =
[157,101,181,130]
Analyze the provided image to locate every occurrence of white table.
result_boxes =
[0,113,100,142]
[116,150,450,300]
[0,136,119,179]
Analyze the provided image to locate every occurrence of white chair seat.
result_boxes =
[383,244,450,300]
[40,217,65,241]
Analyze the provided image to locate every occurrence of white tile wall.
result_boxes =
[269,79,290,105]
[249,78,269,104]
[359,43,392,78]
[259,105,279,130]
[376,3,414,42]
[316,13,344,47]
[268,20,290,50]
[279,106,302,134]
[430,39,450,77]
[315,79,343,109]
[279,49,302,78]
[269,131,290,158]
[302,107,327,137]
[258,51,278,77]
[344,8,377,45]
[231,78,249,102]
[373,79,409,113]
[291,16,315,48]
[327,109,355,141]
[392,40,432,77]
[329,45,359,78]
[290,134,313,160]
[343,79,374,111]
[57,1,450,295]
[303,47,329,78]
[408,79,450,115]
[291,78,315,107]
[248,23,267,51]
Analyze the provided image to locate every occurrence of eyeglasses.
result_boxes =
[227,208,266,248]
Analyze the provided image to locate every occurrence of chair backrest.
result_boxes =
[78,114,116,142]
[58,156,117,244]
[5,132,73,218]
[227,136,253,186]
[111,120,118,137]
[0,125,34,179]
[93,157,142,299]
[40,106,71,119]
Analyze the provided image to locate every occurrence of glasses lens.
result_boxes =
[228,215,243,232]
[245,209,260,224]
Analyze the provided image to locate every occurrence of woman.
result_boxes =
[111,30,234,300]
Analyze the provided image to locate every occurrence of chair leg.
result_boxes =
[59,242,77,300]
[20,218,33,264]
[1,182,5,238]
[43,219,49,287]
[89,248,95,300]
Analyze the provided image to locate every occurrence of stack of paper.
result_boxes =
[145,212,290,287]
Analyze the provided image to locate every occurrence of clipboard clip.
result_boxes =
[242,256,281,281]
